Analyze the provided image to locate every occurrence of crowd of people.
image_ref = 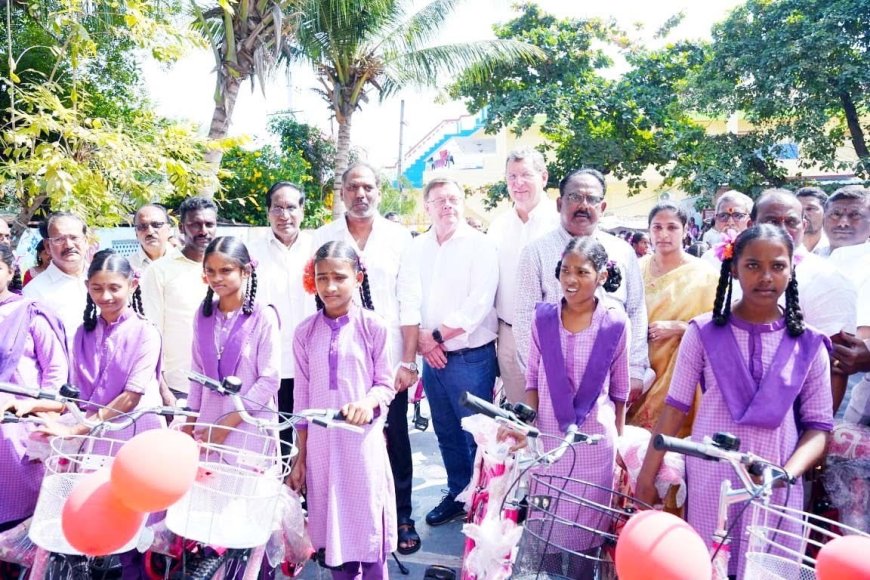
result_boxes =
[0,148,868,579]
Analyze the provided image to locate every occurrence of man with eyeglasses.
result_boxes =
[514,168,650,400]
[407,177,498,528]
[487,148,559,404]
[749,189,856,413]
[700,190,754,267]
[23,212,89,335]
[312,163,423,554]
[140,196,217,405]
[247,182,314,454]
[129,204,172,271]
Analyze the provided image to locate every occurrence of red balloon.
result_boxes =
[616,510,712,580]
[816,535,870,580]
[62,468,145,556]
[111,428,199,512]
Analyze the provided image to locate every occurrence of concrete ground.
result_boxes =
[288,400,466,579]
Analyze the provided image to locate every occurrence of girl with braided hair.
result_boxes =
[187,236,280,448]
[290,240,396,579]
[636,225,833,578]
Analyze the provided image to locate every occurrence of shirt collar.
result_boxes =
[526,196,557,221]
[46,261,85,281]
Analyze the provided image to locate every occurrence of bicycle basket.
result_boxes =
[511,474,650,580]
[744,499,870,580]
[165,423,291,549]
[30,434,143,555]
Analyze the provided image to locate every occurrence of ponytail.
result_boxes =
[131,286,144,317]
[243,270,258,315]
[784,270,805,337]
[359,269,375,311]
[84,294,99,331]
[712,256,733,327]
[201,286,215,317]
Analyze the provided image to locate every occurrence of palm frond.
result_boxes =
[377,0,459,56]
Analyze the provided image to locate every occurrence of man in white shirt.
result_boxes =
[313,163,423,553]
[514,168,649,396]
[700,190,754,267]
[247,182,314,453]
[409,177,499,527]
[749,189,857,411]
[487,148,559,404]
[0,219,11,246]
[795,186,829,255]
[140,197,217,404]
[23,212,89,337]
[128,204,172,272]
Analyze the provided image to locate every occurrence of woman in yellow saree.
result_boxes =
[627,202,719,438]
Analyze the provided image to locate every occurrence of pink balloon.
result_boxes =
[616,510,712,580]
[111,429,199,512]
[62,468,144,556]
[816,535,870,580]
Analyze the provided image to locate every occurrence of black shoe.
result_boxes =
[425,494,466,526]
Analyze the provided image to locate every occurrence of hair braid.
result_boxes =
[712,257,733,327]
[201,286,215,317]
[10,266,22,294]
[243,270,258,315]
[315,294,325,311]
[784,269,805,337]
[131,286,145,316]
[603,263,622,292]
[359,269,375,311]
[83,294,98,331]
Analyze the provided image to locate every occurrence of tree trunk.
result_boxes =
[332,114,353,218]
[839,90,869,161]
[11,192,47,240]
[200,74,243,198]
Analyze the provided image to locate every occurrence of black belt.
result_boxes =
[445,341,495,357]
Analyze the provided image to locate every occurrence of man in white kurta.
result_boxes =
[487,148,559,403]
[408,177,499,527]
[514,169,650,396]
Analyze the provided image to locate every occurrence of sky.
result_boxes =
[142,0,743,169]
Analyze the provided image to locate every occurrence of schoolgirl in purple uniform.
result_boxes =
[0,244,68,533]
[289,241,397,580]
[637,225,833,578]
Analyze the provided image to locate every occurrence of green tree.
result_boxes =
[698,0,870,177]
[267,114,337,198]
[379,176,416,217]
[287,0,543,216]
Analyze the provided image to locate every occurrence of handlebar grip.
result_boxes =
[653,435,719,461]
[58,384,80,400]
[2,412,20,424]
[459,391,512,421]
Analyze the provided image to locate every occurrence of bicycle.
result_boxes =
[654,432,870,579]
[147,371,362,579]
[0,380,195,580]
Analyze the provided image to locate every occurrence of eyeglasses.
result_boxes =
[563,192,603,205]
[715,211,748,223]
[427,196,462,209]
[134,221,168,232]
[761,216,803,229]
[268,205,300,217]
[47,234,85,246]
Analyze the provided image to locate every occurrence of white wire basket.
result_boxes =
[165,422,291,549]
[29,434,145,555]
[744,499,870,579]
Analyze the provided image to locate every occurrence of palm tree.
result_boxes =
[287,0,543,215]
[191,0,299,195]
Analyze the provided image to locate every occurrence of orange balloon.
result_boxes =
[62,468,145,556]
[816,535,870,580]
[110,429,199,512]
[616,510,712,580]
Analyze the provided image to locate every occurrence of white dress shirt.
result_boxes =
[826,242,870,298]
[313,215,421,365]
[139,247,208,393]
[22,262,87,338]
[513,227,650,380]
[128,246,167,272]
[247,230,316,378]
[487,197,560,324]
[408,223,499,351]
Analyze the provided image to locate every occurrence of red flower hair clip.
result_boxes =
[302,258,316,295]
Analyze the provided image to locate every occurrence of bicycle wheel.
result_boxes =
[43,554,90,580]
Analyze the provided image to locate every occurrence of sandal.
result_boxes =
[397,519,422,555]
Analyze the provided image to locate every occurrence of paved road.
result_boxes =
[289,400,466,579]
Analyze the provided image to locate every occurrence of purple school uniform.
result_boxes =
[293,305,397,568]
[0,295,68,524]
[527,300,630,552]
[188,302,280,450]
[71,308,166,439]
[665,313,833,578]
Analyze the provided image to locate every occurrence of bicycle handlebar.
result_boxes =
[653,434,721,461]
[460,391,541,438]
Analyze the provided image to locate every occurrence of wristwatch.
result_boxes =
[432,328,445,344]
[399,361,419,373]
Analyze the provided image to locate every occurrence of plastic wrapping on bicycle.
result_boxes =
[459,391,540,438]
